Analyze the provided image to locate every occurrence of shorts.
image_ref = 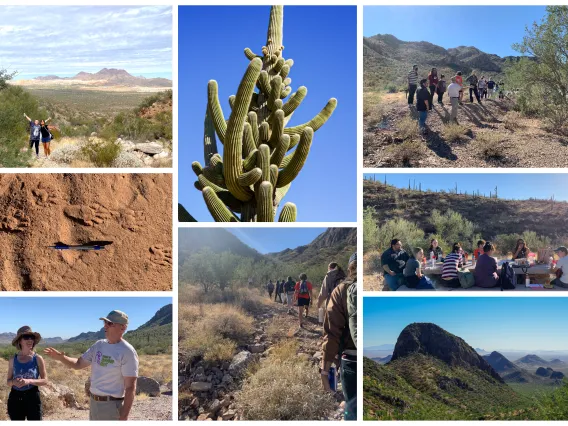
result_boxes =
[298,297,310,307]
[41,137,51,143]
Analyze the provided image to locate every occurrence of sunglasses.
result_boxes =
[104,321,115,327]
[21,335,35,341]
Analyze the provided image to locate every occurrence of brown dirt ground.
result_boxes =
[0,174,172,291]
[363,92,568,168]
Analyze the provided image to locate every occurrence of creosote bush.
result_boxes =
[442,123,468,142]
[80,138,122,167]
[396,116,419,140]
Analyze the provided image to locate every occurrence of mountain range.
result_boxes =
[0,333,64,345]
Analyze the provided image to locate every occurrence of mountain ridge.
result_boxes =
[27,68,171,88]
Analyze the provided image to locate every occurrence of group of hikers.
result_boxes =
[264,253,358,421]
[24,113,55,159]
[6,310,139,421]
[407,65,504,134]
[381,238,568,290]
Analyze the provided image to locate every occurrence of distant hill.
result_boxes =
[483,351,519,373]
[67,328,105,343]
[179,228,262,263]
[515,354,551,367]
[365,344,395,351]
[371,355,392,364]
[23,68,171,88]
[364,180,568,241]
[134,304,172,330]
[0,332,65,345]
[364,323,526,420]
[363,34,529,90]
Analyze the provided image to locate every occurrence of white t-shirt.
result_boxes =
[447,83,461,98]
[556,256,568,284]
[82,339,139,398]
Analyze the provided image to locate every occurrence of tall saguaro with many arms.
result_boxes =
[188,6,337,222]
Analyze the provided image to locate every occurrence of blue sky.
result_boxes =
[365,173,568,201]
[227,227,331,254]
[0,6,172,79]
[0,298,171,339]
[364,297,568,351]
[178,6,357,222]
[364,6,548,58]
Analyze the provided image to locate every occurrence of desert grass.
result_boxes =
[138,354,172,385]
[442,123,468,142]
[387,140,425,167]
[235,340,335,420]
[476,132,505,160]
[396,116,419,140]
[503,111,524,131]
[363,91,387,126]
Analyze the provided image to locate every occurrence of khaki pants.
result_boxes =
[450,97,459,122]
[89,396,123,421]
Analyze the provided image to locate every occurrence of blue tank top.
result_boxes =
[12,353,39,391]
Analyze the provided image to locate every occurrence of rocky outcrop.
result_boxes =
[136,376,161,397]
[40,383,83,409]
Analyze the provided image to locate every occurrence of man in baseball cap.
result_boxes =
[44,310,139,421]
[551,247,568,288]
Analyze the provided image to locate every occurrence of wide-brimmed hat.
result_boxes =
[12,326,42,347]
[99,310,129,325]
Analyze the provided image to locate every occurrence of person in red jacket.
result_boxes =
[293,273,314,328]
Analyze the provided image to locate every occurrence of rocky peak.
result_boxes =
[483,351,517,372]
[391,323,503,383]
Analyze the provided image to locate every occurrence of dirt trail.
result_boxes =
[364,92,568,168]
[179,298,345,421]
[0,174,172,291]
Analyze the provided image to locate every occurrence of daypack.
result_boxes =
[347,282,357,348]
[325,269,346,298]
[499,262,516,290]
[458,271,475,289]
[284,279,295,293]
[267,282,274,291]
[299,280,309,295]
[438,80,447,93]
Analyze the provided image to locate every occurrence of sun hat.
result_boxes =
[12,326,42,347]
[99,310,129,325]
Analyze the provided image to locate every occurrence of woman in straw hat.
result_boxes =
[6,326,48,420]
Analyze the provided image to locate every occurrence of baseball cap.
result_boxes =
[554,246,568,254]
[99,310,129,325]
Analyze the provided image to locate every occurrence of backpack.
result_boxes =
[347,282,357,348]
[458,271,475,289]
[285,279,295,293]
[438,80,447,93]
[299,280,309,295]
[499,262,516,290]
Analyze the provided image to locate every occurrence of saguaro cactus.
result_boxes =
[189,5,337,222]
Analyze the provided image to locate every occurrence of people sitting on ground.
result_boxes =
[447,76,461,122]
[512,239,529,260]
[428,239,444,261]
[403,248,435,289]
[466,72,481,104]
[441,242,463,288]
[455,71,464,104]
[381,239,409,291]
[551,246,568,289]
[474,242,499,288]
[487,77,496,99]
[318,262,347,310]
[294,273,313,328]
[427,68,439,111]
[407,64,419,105]
[473,239,486,260]
[284,276,296,314]
[266,279,274,298]
[436,74,446,105]
[321,253,357,420]
[478,76,487,100]
[416,79,430,135]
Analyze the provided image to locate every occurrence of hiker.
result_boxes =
[284,276,296,314]
[478,76,487,100]
[403,248,435,289]
[274,280,282,303]
[39,118,53,158]
[551,246,568,288]
[455,71,464,104]
[266,280,274,298]
[416,79,430,134]
[294,273,313,328]
[473,239,486,260]
[280,278,287,304]
[466,72,481,103]
[487,77,496,99]
[512,239,529,260]
[441,242,463,288]
[447,76,461,123]
[428,239,444,261]
[318,262,346,310]
[498,81,505,100]
[24,113,42,159]
[6,326,48,420]
[381,239,409,291]
[407,64,419,105]
[474,242,499,288]
[427,68,439,110]
[436,74,447,105]
[321,252,357,421]
[44,310,138,421]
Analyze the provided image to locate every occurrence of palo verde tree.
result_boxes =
[187,6,337,222]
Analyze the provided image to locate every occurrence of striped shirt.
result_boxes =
[408,70,418,85]
[442,252,462,279]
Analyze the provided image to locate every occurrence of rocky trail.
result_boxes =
[364,92,568,168]
[179,299,345,421]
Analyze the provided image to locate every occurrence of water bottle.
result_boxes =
[328,366,337,391]
[526,277,530,287]
[430,251,435,267]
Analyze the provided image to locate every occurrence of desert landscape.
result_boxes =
[0,174,172,291]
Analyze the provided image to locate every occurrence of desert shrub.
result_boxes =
[49,144,84,164]
[387,140,425,167]
[442,123,468,142]
[135,90,172,114]
[112,151,144,168]
[235,340,335,420]
[363,251,382,274]
[396,116,419,140]
[363,206,379,253]
[476,132,503,160]
[80,138,122,167]
[503,111,524,131]
[377,218,426,254]
[431,209,476,252]
[385,84,397,93]
[493,232,552,256]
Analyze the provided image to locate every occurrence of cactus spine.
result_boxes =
[190,6,337,222]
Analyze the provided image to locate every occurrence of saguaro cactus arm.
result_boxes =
[278,202,297,222]
[202,187,240,222]
[277,127,313,188]
[284,98,337,136]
